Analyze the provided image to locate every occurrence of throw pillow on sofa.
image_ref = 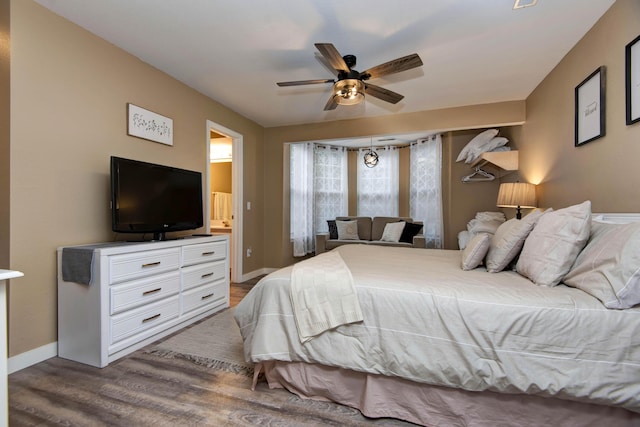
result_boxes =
[336,220,359,240]
[327,220,338,239]
[381,221,406,242]
[400,222,423,243]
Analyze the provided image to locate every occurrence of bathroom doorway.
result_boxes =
[206,120,243,284]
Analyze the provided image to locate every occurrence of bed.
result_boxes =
[234,205,640,426]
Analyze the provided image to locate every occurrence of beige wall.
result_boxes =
[522,0,640,212]
[263,101,526,268]
[0,0,9,270]
[8,0,264,356]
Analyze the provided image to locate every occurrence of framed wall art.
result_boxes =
[127,103,173,146]
[575,66,606,147]
[626,35,640,125]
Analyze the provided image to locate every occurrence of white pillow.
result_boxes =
[455,129,499,162]
[380,221,406,242]
[461,233,491,270]
[516,201,591,287]
[564,221,640,308]
[336,220,359,240]
[465,137,509,164]
[485,210,545,273]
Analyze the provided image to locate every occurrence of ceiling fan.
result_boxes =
[276,43,423,111]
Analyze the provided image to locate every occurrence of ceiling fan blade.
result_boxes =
[323,94,338,111]
[364,83,404,104]
[314,43,350,73]
[360,53,423,80]
[277,79,334,87]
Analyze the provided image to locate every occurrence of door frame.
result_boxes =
[206,120,243,284]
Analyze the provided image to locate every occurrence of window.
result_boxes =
[410,135,443,248]
[290,143,348,256]
[357,146,399,217]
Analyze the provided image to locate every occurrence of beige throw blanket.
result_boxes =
[290,250,363,343]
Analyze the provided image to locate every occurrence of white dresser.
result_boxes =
[57,235,229,368]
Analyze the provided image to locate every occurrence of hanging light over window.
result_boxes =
[333,79,365,106]
[363,138,379,168]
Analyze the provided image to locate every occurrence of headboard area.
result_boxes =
[592,213,640,224]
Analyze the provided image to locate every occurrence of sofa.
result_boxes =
[315,216,425,254]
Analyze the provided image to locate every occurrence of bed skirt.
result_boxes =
[256,361,640,427]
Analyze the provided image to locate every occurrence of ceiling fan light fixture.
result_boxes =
[333,79,365,105]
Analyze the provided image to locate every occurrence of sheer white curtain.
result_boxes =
[357,146,399,217]
[410,134,443,248]
[290,143,348,257]
[290,143,315,256]
[314,145,348,234]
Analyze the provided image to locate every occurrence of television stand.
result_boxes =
[57,235,229,368]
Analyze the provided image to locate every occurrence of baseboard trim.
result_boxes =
[240,268,276,283]
[9,342,57,374]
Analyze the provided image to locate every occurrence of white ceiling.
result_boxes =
[35,0,615,129]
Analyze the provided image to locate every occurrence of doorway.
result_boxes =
[206,120,243,284]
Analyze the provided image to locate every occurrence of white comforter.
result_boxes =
[234,245,640,413]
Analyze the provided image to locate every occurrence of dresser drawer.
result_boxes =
[181,260,227,291]
[182,241,226,266]
[110,296,180,346]
[110,271,180,315]
[182,281,227,314]
[109,248,181,284]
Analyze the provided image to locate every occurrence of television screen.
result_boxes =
[110,156,203,240]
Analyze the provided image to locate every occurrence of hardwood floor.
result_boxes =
[9,276,414,426]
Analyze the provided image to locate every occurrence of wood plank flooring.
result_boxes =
[9,277,415,427]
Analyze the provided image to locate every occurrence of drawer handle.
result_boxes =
[141,261,161,268]
[201,293,214,300]
[202,251,215,256]
[142,288,162,296]
[142,313,161,323]
[201,272,214,278]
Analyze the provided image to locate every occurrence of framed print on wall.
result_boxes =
[127,103,173,146]
[626,35,640,125]
[575,66,606,147]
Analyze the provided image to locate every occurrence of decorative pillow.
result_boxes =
[327,220,338,239]
[465,136,509,163]
[455,129,499,162]
[516,201,591,287]
[336,220,359,240]
[461,233,491,270]
[380,221,406,242]
[399,222,423,243]
[467,218,505,235]
[564,221,640,309]
[485,209,545,273]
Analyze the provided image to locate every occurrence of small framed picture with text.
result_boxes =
[575,66,606,147]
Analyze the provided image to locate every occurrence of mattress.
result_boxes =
[234,244,640,413]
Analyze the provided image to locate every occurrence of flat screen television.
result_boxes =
[110,156,204,241]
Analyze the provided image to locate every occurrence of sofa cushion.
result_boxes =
[372,217,413,241]
[337,217,372,241]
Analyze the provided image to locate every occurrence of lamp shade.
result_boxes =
[497,182,537,209]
